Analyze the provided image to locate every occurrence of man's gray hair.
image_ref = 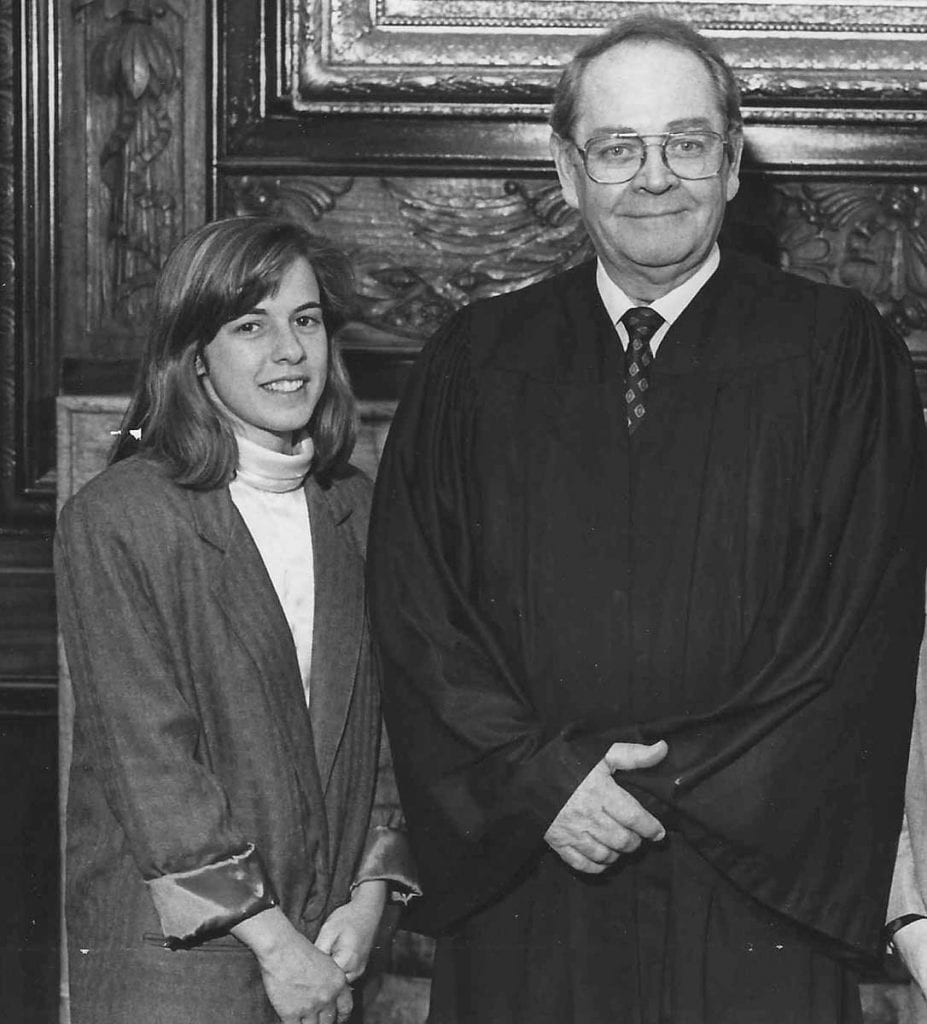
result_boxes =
[549,16,743,140]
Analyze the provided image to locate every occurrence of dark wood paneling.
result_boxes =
[0,531,57,716]
[0,3,60,1021]
[0,535,57,1019]
[0,712,59,1024]
[0,568,56,683]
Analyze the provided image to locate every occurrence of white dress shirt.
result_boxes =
[596,244,721,357]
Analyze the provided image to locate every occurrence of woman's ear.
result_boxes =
[194,353,206,376]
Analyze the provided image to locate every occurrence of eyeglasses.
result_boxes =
[571,131,730,184]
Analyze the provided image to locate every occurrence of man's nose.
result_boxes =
[271,322,306,361]
[633,141,677,191]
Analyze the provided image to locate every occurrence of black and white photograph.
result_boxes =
[3,2,927,1023]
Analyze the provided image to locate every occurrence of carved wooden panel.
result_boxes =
[220,175,592,343]
[775,183,927,353]
[62,0,207,362]
[220,174,927,385]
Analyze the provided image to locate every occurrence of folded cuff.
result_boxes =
[886,913,927,945]
[351,827,421,904]
[146,843,276,945]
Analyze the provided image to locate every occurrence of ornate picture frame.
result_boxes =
[283,0,927,115]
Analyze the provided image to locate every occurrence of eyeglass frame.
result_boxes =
[568,130,735,185]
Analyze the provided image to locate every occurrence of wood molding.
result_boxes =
[0,680,57,718]
[0,0,56,530]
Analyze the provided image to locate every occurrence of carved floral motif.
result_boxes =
[776,183,927,337]
[222,176,355,224]
[73,0,187,322]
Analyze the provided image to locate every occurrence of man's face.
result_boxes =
[551,40,742,298]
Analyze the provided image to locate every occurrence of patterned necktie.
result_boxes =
[621,307,664,434]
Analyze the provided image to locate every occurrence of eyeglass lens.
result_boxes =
[584,133,725,183]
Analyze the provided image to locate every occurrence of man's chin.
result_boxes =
[612,244,700,275]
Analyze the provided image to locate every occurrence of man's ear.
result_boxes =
[195,353,207,377]
[724,130,744,203]
[550,133,581,211]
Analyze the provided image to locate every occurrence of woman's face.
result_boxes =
[199,257,328,453]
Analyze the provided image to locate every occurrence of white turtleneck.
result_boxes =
[229,433,315,707]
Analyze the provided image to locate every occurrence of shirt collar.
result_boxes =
[596,244,720,329]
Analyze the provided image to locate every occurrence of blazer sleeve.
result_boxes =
[888,813,927,922]
[337,469,421,899]
[351,721,421,902]
[890,625,927,923]
[56,482,275,945]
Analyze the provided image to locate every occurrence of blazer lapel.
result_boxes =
[187,486,323,803]
[305,476,365,792]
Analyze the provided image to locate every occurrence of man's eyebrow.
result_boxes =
[666,116,717,131]
[293,301,322,312]
[584,116,719,136]
[585,123,636,137]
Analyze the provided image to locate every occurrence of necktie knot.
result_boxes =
[620,306,664,344]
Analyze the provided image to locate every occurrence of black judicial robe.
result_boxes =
[368,252,927,1022]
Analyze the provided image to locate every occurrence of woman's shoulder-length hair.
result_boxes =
[111,216,358,490]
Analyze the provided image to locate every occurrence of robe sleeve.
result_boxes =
[56,487,276,945]
[368,311,601,929]
[613,292,927,952]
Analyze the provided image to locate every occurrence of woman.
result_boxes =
[56,216,416,1024]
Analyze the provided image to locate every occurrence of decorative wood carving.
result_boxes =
[71,0,188,334]
[222,176,355,226]
[221,173,927,360]
[65,0,205,361]
[776,184,927,344]
[221,175,593,342]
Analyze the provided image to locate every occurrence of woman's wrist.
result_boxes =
[349,878,388,911]
[232,906,300,962]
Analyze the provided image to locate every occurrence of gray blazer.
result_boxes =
[890,632,927,924]
[56,455,399,1024]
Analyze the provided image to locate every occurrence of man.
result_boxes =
[368,16,927,1024]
